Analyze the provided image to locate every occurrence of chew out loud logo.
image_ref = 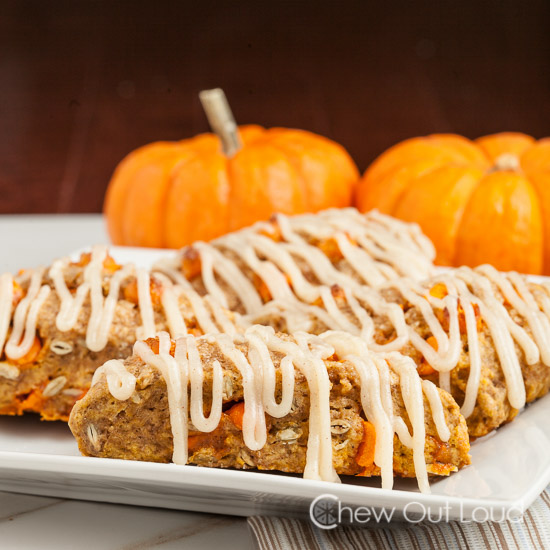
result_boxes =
[309,494,524,529]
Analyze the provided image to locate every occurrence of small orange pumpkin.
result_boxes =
[356,132,550,274]
[104,90,358,248]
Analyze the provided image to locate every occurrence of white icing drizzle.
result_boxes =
[253,264,549,418]
[385,351,430,494]
[320,331,396,490]
[421,380,451,442]
[86,264,135,351]
[135,333,189,464]
[194,242,263,314]
[99,328,451,493]
[5,270,51,360]
[184,335,224,432]
[0,246,238,362]
[92,359,136,401]
[136,269,156,340]
[379,267,550,415]
[49,246,158,352]
[204,296,238,336]
[0,273,14,354]
[153,273,188,338]
[156,208,435,319]
[153,268,225,336]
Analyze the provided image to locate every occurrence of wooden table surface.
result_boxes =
[1,0,549,214]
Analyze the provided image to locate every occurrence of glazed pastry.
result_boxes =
[251,267,550,437]
[69,327,470,493]
[155,209,550,437]
[0,246,238,420]
[154,207,436,318]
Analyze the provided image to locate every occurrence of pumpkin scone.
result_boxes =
[153,209,550,437]
[155,207,436,318]
[69,328,470,493]
[0,246,239,421]
[251,266,550,438]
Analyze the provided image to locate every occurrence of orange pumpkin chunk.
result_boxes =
[228,402,245,431]
[181,248,202,280]
[316,237,344,262]
[259,221,283,242]
[73,252,121,272]
[356,420,376,476]
[429,283,448,299]
[144,337,176,356]
[252,274,272,303]
[12,280,24,307]
[417,336,438,376]
[123,277,163,307]
[8,336,42,366]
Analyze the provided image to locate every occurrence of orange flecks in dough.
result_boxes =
[429,283,448,299]
[187,423,231,459]
[181,248,202,280]
[144,336,176,356]
[12,280,24,307]
[103,255,122,274]
[8,336,42,366]
[227,402,245,431]
[316,237,344,262]
[73,252,121,273]
[145,337,160,354]
[417,336,438,376]
[122,279,139,304]
[186,324,203,337]
[123,277,163,307]
[16,389,44,415]
[355,420,376,476]
[252,274,272,303]
[312,285,346,308]
[427,435,456,475]
[73,252,92,267]
[259,220,283,242]
[456,302,483,334]
[330,284,346,300]
[187,434,203,453]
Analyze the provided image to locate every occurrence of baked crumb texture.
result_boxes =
[0,248,237,421]
[69,332,470,487]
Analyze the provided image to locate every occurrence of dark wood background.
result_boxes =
[1,0,549,214]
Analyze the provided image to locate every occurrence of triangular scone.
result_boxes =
[155,209,550,438]
[155,207,436,316]
[251,268,550,437]
[69,328,470,493]
[0,247,239,421]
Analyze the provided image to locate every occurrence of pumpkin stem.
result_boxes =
[493,153,520,172]
[199,88,242,157]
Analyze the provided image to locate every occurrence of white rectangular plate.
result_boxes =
[0,246,549,521]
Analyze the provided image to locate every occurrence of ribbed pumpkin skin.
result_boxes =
[104,125,359,248]
[356,132,550,275]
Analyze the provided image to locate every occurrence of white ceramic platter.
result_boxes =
[0,246,548,522]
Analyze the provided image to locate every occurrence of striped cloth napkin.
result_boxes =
[248,487,550,550]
